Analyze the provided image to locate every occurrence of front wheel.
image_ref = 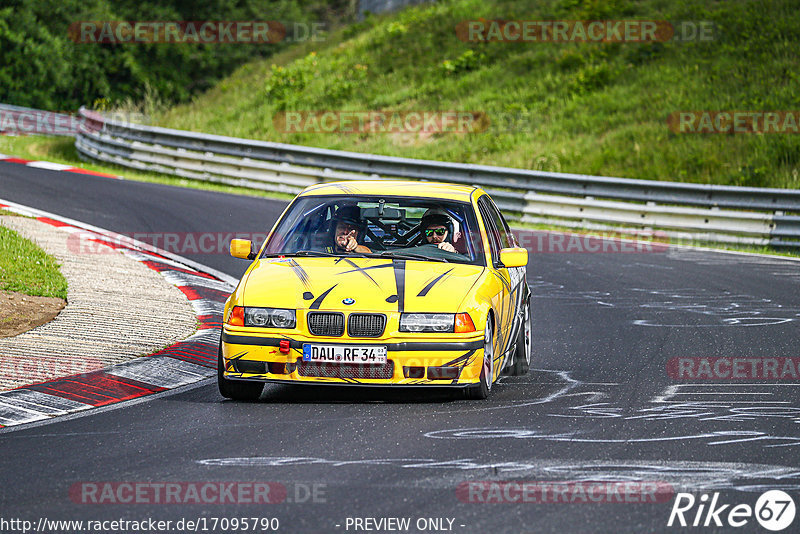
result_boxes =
[509,298,532,376]
[465,317,494,400]
[218,342,264,401]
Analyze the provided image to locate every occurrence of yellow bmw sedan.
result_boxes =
[219,181,530,400]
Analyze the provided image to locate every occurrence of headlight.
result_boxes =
[243,307,296,328]
[399,313,454,333]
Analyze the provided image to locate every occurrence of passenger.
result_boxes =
[420,212,459,254]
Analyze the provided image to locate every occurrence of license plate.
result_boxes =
[302,344,387,364]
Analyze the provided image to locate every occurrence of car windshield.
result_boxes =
[261,195,486,266]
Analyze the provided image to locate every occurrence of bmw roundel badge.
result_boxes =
[342,298,355,305]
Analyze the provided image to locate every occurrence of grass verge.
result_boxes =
[0,220,68,299]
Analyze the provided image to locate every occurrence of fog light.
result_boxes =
[403,366,424,378]
[268,362,287,374]
[427,366,460,380]
[233,360,267,374]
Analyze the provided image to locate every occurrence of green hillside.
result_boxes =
[154,0,800,189]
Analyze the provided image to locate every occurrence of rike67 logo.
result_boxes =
[668,491,796,531]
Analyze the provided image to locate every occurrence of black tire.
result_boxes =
[218,342,264,401]
[510,298,532,376]
[465,317,494,400]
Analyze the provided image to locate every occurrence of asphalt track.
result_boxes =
[2,161,800,533]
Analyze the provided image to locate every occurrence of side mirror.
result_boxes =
[499,247,528,268]
[230,239,255,260]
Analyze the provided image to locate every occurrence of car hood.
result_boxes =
[241,256,484,312]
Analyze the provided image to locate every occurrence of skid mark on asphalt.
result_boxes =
[561,382,800,427]
[195,456,800,493]
[193,370,800,490]
[667,248,800,288]
[530,276,799,327]
[424,373,800,449]
[426,427,800,447]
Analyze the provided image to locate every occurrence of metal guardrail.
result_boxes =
[48,107,796,249]
[77,109,800,210]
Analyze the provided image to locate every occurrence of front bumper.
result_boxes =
[220,330,484,386]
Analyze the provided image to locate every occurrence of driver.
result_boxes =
[420,212,459,254]
[329,205,372,254]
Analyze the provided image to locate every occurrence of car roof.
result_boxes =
[299,180,481,202]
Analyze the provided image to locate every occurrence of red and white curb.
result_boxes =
[0,153,121,179]
[0,199,236,428]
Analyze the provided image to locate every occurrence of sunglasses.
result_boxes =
[425,228,447,237]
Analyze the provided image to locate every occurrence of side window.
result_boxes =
[484,197,514,248]
[477,197,501,266]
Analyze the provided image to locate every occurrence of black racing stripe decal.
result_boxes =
[499,293,507,361]
[441,349,476,368]
[505,286,525,352]
[338,258,388,287]
[230,351,249,361]
[222,334,482,352]
[288,259,312,290]
[495,295,506,371]
[450,350,478,384]
[388,340,483,351]
[493,325,504,377]
[343,263,394,272]
[392,259,406,313]
[417,268,454,297]
[502,285,522,358]
[310,284,338,309]
[332,184,357,194]
[490,269,512,292]
[489,271,513,362]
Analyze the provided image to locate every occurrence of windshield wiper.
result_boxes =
[378,251,449,263]
[261,251,338,258]
[261,250,375,259]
